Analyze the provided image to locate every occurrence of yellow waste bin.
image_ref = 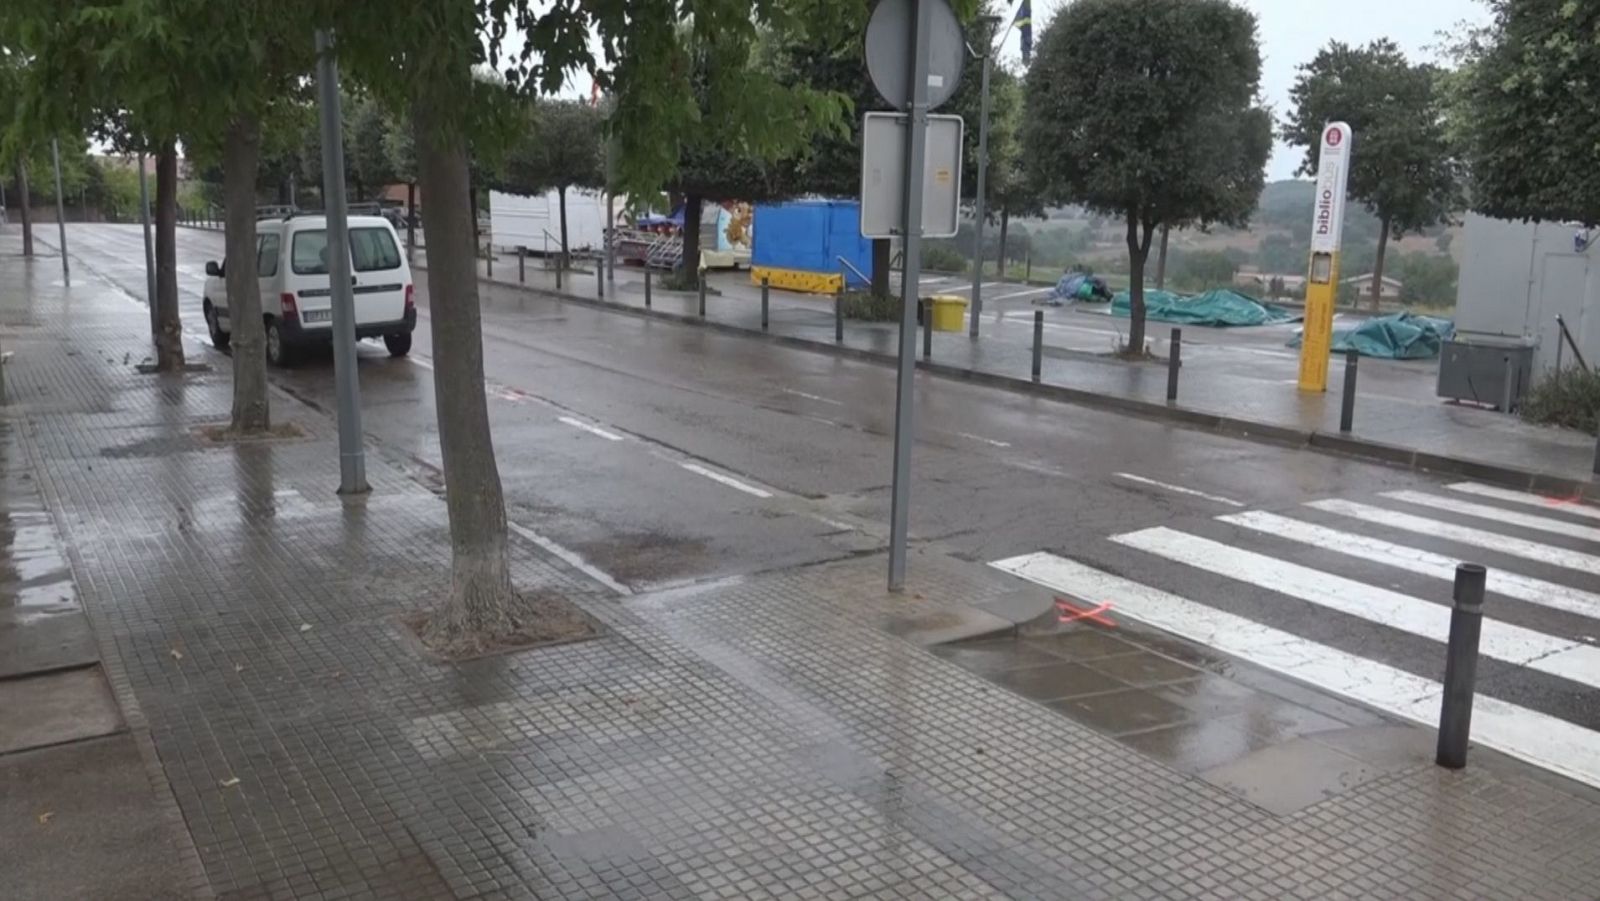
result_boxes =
[930,295,968,332]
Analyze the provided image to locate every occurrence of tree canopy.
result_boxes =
[1455,0,1600,225]
[1022,0,1270,351]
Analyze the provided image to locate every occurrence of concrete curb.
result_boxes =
[428,261,1599,501]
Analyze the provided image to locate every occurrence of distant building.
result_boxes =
[1341,273,1404,300]
[1234,271,1306,296]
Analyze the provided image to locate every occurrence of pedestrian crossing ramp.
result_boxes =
[992,481,1600,790]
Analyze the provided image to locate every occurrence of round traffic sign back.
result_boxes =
[864,0,966,112]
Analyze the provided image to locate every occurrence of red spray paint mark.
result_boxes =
[1055,597,1116,628]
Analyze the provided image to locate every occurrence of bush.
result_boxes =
[1521,368,1600,434]
[923,244,967,273]
[838,290,900,322]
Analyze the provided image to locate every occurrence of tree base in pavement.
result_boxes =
[194,421,307,444]
[407,590,599,661]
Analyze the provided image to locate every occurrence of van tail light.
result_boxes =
[280,293,299,322]
[404,284,415,315]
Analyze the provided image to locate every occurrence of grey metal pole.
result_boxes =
[1166,327,1182,402]
[50,140,69,282]
[518,246,525,283]
[597,260,604,299]
[315,29,368,495]
[888,0,934,590]
[835,289,844,343]
[967,47,993,338]
[1339,349,1358,433]
[644,269,652,308]
[761,277,770,331]
[1031,310,1043,383]
[1436,563,1486,769]
[697,273,706,318]
[139,151,157,334]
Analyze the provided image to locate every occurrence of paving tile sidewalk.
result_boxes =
[14,236,1600,898]
[442,247,1599,487]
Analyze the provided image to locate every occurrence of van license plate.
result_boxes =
[302,310,332,323]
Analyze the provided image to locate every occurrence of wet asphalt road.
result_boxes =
[46,224,1600,731]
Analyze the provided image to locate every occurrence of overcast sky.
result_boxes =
[996,0,1489,181]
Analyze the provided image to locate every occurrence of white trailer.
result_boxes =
[488,188,619,256]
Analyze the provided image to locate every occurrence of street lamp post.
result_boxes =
[967,16,1000,339]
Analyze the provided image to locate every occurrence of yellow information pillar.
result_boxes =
[1298,121,1353,392]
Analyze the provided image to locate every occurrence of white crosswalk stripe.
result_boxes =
[1449,482,1600,521]
[991,482,1600,790]
[990,551,1600,791]
[1221,510,1600,620]
[1308,499,1600,575]
[1382,489,1600,543]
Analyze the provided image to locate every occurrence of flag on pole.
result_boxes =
[1015,0,1033,66]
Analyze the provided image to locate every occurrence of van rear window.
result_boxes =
[291,227,403,275]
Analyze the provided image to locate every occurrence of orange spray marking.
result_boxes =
[1055,597,1116,628]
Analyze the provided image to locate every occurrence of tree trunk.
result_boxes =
[681,193,703,278]
[1125,213,1149,355]
[15,163,33,257]
[223,114,270,433]
[871,238,891,299]
[1370,215,1391,312]
[1155,224,1170,290]
[405,181,416,259]
[996,208,1010,280]
[153,142,186,371]
[558,184,569,270]
[412,71,519,644]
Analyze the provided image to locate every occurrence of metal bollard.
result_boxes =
[834,291,844,343]
[1437,564,1487,769]
[1501,356,1516,413]
[486,249,492,279]
[922,299,932,360]
[644,269,652,308]
[1031,310,1044,384]
[761,277,770,331]
[697,274,707,318]
[1166,328,1182,402]
[556,262,563,292]
[597,262,604,299]
[518,247,525,283]
[1340,349,1359,433]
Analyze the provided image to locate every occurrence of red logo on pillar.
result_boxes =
[1325,127,1344,147]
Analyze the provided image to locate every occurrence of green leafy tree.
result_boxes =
[1283,40,1460,311]
[1169,249,1238,291]
[1393,253,1459,306]
[1023,0,1271,353]
[311,0,862,648]
[1454,0,1600,226]
[498,99,605,267]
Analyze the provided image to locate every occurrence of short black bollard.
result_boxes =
[1437,563,1487,770]
[834,291,844,343]
[1031,310,1044,384]
[761,277,770,332]
[486,250,492,279]
[1166,328,1182,402]
[518,247,526,284]
[1339,349,1359,433]
[922,299,933,360]
[1501,355,1516,413]
[644,269,652,308]
[556,261,563,292]
[697,274,707,318]
[597,262,604,299]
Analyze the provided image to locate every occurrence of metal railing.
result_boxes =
[1555,314,1589,371]
[837,256,870,288]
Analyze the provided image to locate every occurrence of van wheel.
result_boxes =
[383,333,412,357]
[205,301,230,350]
[266,320,293,367]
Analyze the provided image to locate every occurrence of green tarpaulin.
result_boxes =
[1287,312,1456,359]
[1108,289,1297,327]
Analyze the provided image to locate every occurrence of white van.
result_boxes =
[202,214,416,366]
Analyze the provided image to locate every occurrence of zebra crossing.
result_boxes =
[991,480,1600,790]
